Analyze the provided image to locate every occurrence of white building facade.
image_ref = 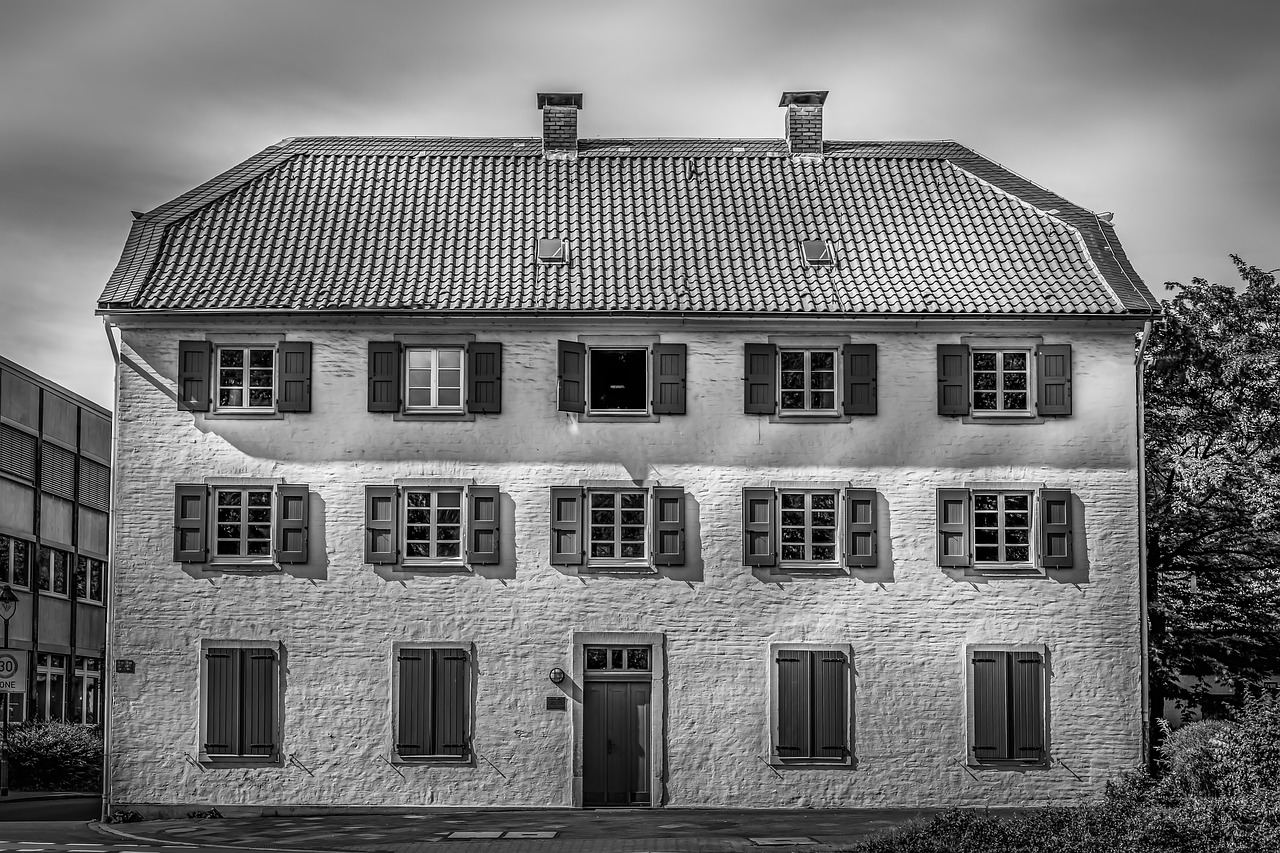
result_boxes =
[99,92,1158,815]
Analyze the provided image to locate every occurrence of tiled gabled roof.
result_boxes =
[98,136,1157,315]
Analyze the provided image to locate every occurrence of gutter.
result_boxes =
[1135,319,1153,766]
[99,319,120,823]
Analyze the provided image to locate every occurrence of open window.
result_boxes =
[537,238,568,264]
[557,341,686,416]
[800,239,833,266]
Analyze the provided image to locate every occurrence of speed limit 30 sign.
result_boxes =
[0,651,26,692]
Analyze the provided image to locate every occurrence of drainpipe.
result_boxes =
[99,319,120,824]
[1135,319,1153,769]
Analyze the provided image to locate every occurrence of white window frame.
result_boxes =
[71,656,102,726]
[777,348,839,415]
[972,490,1034,567]
[73,555,106,605]
[403,346,466,413]
[970,348,1032,415]
[211,485,275,566]
[0,534,32,590]
[36,545,71,598]
[586,487,651,569]
[586,346,651,416]
[35,652,67,722]
[777,488,842,569]
[0,691,25,725]
[767,642,854,766]
[401,486,467,568]
[213,344,278,413]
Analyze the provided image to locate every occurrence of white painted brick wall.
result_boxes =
[108,318,1144,812]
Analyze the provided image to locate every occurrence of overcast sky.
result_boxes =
[2,0,1278,409]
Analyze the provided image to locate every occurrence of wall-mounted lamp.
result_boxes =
[548,667,566,684]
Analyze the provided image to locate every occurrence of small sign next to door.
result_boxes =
[546,696,567,710]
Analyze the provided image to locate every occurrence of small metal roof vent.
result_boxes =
[801,239,833,266]
[537,238,568,264]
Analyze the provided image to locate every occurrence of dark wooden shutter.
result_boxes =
[842,344,877,415]
[936,488,971,567]
[651,343,687,415]
[1011,651,1045,762]
[277,341,312,413]
[467,342,503,414]
[274,484,309,564]
[1039,489,1073,569]
[971,650,1009,761]
[467,485,501,565]
[557,341,586,413]
[743,344,777,414]
[397,649,430,757]
[775,651,810,757]
[367,342,402,413]
[1036,344,1072,416]
[937,344,970,416]
[365,485,399,564]
[549,487,584,566]
[242,649,278,758]
[813,653,848,759]
[844,489,877,568]
[173,484,208,563]
[651,486,686,566]
[203,647,238,755]
[742,488,777,567]
[435,649,470,758]
[178,340,212,412]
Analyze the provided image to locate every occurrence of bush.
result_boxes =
[4,722,102,792]
[1157,717,1237,796]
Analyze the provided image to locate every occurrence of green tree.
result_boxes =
[1146,256,1280,717]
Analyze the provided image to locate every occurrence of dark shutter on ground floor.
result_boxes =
[812,653,848,759]
[242,649,278,758]
[844,489,877,568]
[842,344,877,415]
[936,488,971,567]
[365,485,399,564]
[651,343,687,415]
[467,485,501,565]
[367,342,402,413]
[396,649,430,757]
[173,484,208,563]
[971,649,1046,765]
[274,484,309,564]
[1038,489,1073,569]
[651,486,686,566]
[743,344,777,414]
[775,650,810,757]
[397,648,469,759]
[1035,344,1072,417]
[971,650,1009,761]
[467,342,503,414]
[937,344,970,415]
[549,487,584,565]
[435,649,470,758]
[1010,652,1045,761]
[557,341,586,413]
[277,341,312,413]
[204,646,277,759]
[203,647,238,755]
[742,488,777,567]
[178,340,212,412]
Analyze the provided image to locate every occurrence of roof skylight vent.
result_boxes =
[801,239,833,266]
[537,238,568,264]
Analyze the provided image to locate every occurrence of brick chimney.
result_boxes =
[779,91,828,157]
[537,92,583,160]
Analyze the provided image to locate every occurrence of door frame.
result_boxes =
[570,631,665,808]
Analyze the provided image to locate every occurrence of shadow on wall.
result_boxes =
[178,493,331,582]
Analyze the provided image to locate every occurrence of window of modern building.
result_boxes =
[770,645,852,764]
[0,535,32,588]
[967,646,1047,766]
[173,483,310,567]
[36,546,70,597]
[744,343,876,416]
[71,656,101,725]
[550,485,685,570]
[393,644,471,761]
[200,643,281,762]
[34,652,66,722]
[367,341,502,415]
[365,484,500,568]
[73,556,106,605]
[743,486,877,569]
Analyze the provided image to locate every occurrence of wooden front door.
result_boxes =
[582,645,651,807]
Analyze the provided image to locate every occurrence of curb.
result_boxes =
[92,819,354,853]
[92,821,195,847]
[0,792,99,803]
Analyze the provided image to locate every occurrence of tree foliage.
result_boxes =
[1145,256,1280,709]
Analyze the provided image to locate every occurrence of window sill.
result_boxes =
[38,590,70,600]
[207,562,281,574]
[768,412,852,425]
[767,756,853,768]
[202,410,285,421]
[580,563,657,575]
[400,562,472,573]
[967,563,1044,578]
[390,753,473,766]
[969,758,1048,769]
[198,754,282,767]
[392,411,476,423]
[961,413,1045,425]
[576,412,660,424]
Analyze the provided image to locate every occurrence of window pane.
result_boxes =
[811,493,835,510]
[780,391,805,409]
[974,495,998,511]
[811,391,835,409]
[627,648,650,670]
[620,543,644,558]
[611,649,623,669]
[1006,546,1030,562]
[219,369,243,388]
[591,493,615,509]
[782,545,805,561]
[779,352,805,371]
[811,371,835,390]
[89,561,103,601]
[1003,352,1026,371]
[780,371,805,390]
[1005,495,1028,510]
[976,546,1000,561]
[1003,392,1027,410]
[974,372,998,391]
[1004,373,1027,391]
[219,389,243,407]
[812,545,836,561]
[810,352,834,371]
[974,392,997,410]
[407,349,433,369]
[52,552,67,595]
[437,542,460,558]
[249,369,273,388]
[12,541,28,587]
[74,557,88,598]
[591,543,614,558]
[973,352,997,371]
[438,349,462,369]
[586,648,608,669]
[620,493,645,509]
[220,350,244,368]
[0,538,7,584]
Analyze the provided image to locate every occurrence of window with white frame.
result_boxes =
[589,489,648,562]
[173,482,310,567]
[549,485,686,570]
[0,535,32,588]
[365,484,500,568]
[215,346,276,411]
[404,347,464,412]
[35,652,66,722]
[973,492,1032,564]
[37,546,70,596]
[743,486,877,570]
[214,486,274,561]
[404,488,464,565]
[73,555,106,605]
[937,488,1075,571]
[972,350,1030,413]
[71,656,101,725]
[779,349,838,413]
[779,490,840,565]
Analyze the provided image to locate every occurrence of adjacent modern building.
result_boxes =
[0,354,110,727]
[98,92,1159,815]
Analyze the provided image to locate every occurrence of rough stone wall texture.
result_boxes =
[108,318,1144,811]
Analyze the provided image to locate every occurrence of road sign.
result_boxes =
[0,651,26,692]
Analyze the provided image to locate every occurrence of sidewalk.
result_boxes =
[95,806,966,853]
